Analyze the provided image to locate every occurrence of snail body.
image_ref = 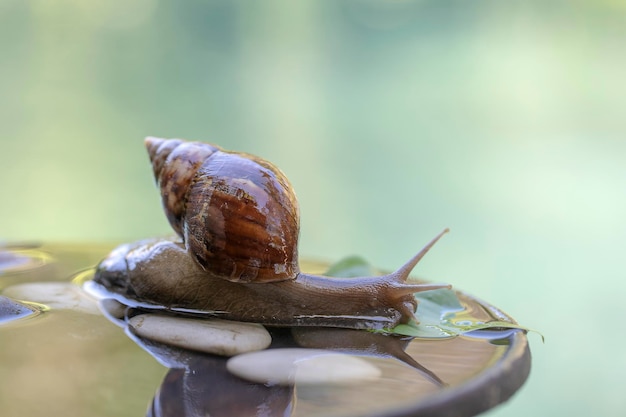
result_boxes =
[93,138,449,330]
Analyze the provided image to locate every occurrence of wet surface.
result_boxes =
[0,244,530,417]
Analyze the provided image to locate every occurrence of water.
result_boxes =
[0,243,529,417]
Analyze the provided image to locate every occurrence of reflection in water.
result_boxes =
[129,321,525,417]
[138,337,294,417]
[125,322,296,417]
[149,365,294,417]
[128,322,445,417]
[291,327,446,386]
[0,245,52,278]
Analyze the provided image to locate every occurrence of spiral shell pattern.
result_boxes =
[144,137,300,283]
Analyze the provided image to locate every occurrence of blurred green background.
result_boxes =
[1,0,624,416]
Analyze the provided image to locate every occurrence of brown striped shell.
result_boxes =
[144,137,300,283]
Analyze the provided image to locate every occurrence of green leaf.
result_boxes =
[379,288,541,340]
[324,256,379,278]
[380,288,465,338]
[416,288,464,312]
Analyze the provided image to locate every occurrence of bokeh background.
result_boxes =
[1,1,625,416]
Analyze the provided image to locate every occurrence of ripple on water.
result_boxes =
[0,245,53,276]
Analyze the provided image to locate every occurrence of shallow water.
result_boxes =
[0,243,529,417]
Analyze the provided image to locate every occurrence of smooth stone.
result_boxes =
[0,250,30,272]
[0,295,38,324]
[2,282,100,314]
[127,314,272,356]
[226,348,382,386]
[97,298,128,326]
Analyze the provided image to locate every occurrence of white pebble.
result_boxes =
[97,298,128,326]
[2,282,100,314]
[227,348,381,386]
[127,314,271,356]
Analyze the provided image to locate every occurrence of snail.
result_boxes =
[93,137,450,330]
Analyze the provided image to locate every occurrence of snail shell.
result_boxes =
[145,137,299,283]
[93,137,450,330]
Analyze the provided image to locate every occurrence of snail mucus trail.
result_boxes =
[93,137,450,330]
